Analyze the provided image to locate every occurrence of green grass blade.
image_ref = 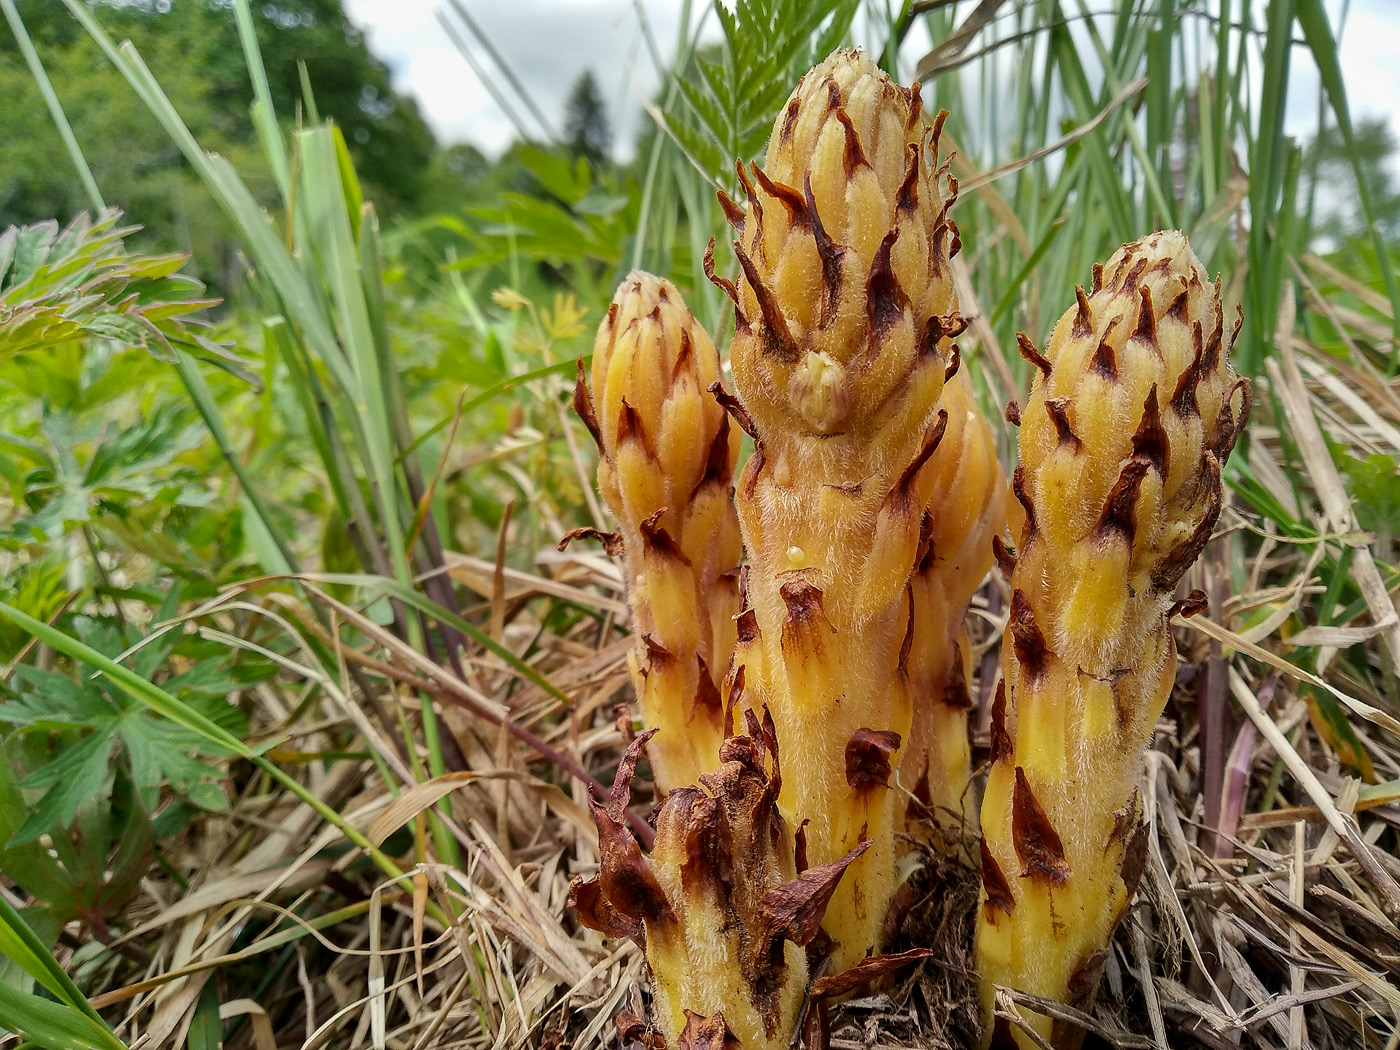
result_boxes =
[0,980,125,1050]
[0,898,120,1046]
[231,0,290,202]
[1240,0,1297,376]
[297,127,411,585]
[172,351,297,575]
[1295,0,1400,369]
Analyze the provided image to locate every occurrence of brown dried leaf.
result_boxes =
[759,839,873,947]
[568,876,642,943]
[810,947,932,999]
[677,1011,738,1050]
[557,526,624,557]
[845,728,901,790]
[979,838,1015,919]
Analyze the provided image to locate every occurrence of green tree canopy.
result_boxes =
[0,0,436,266]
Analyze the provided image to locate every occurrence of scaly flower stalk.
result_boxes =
[906,369,1007,835]
[717,49,963,972]
[571,274,742,792]
[569,720,869,1050]
[975,232,1250,1049]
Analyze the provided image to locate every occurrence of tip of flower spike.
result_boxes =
[1170,322,1206,416]
[758,838,873,948]
[568,875,642,943]
[1044,398,1080,450]
[707,380,760,442]
[865,228,909,341]
[1149,452,1222,591]
[1011,465,1036,541]
[751,162,808,227]
[1009,590,1051,682]
[989,680,1013,764]
[979,838,1015,919]
[809,947,933,1001]
[703,238,740,309]
[1130,284,1160,351]
[778,95,801,145]
[803,173,845,323]
[1072,285,1093,337]
[1092,458,1149,547]
[716,190,746,234]
[572,357,602,448]
[733,238,798,362]
[1129,385,1169,478]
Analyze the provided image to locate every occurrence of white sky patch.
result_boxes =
[343,0,692,157]
[345,0,1400,165]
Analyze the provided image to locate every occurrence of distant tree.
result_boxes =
[222,0,436,204]
[563,70,611,168]
[0,2,256,287]
[1303,116,1400,248]
[441,143,490,185]
[0,0,436,249]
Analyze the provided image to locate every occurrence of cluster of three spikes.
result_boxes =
[565,49,1247,1050]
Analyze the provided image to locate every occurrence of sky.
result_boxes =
[342,0,1400,163]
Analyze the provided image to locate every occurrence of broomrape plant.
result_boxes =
[571,51,1244,1050]
[977,231,1248,1049]
[568,272,742,793]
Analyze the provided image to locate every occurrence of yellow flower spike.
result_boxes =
[716,48,963,973]
[570,273,742,792]
[905,368,1008,836]
[570,724,872,1050]
[975,231,1250,1049]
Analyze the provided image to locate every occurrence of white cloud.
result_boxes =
[343,0,691,157]
[1284,1,1400,154]
[345,0,1400,166]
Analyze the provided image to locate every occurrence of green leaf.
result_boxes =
[9,733,113,846]
[0,978,127,1050]
[186,982,221,1050]
[0,896,125,1050]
